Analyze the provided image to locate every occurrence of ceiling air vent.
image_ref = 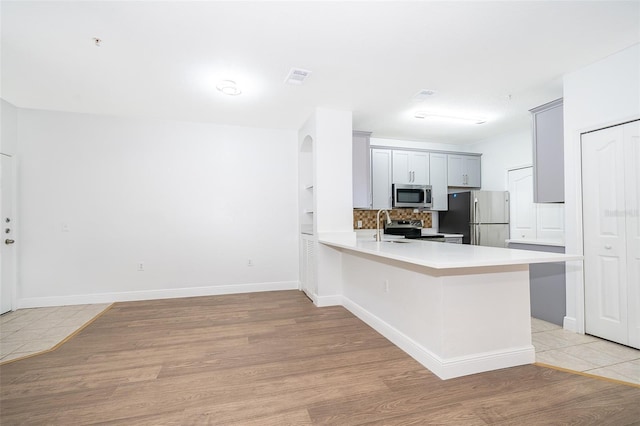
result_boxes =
[285,68,312,85]
[413,89,437,101]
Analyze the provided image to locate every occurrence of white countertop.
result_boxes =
[320,236,581,270]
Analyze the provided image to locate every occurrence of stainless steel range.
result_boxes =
[384,220,449,242]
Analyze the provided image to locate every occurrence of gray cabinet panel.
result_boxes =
[531,98,564,203]
[508,242,566,326]
[352,131,372,208]
[371,148,392,209]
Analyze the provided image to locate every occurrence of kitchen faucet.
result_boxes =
[375,209,392,241]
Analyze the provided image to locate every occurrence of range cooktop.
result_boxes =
[384,220,445,240]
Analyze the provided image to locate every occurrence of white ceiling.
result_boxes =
[2,1,639,144]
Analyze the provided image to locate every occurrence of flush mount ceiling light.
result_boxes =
[414,112,486,125]
[216,80,242,96]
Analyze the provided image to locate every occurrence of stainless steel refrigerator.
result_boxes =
[438,190,509,247]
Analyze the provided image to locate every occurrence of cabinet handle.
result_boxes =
[408,171,412,182]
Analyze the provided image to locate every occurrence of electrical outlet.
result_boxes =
[137,262,144,271]
[247,259,253,267]
[357,220,363,229]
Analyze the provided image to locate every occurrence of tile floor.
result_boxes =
[532,317,640,385]
[1,306,639,386]
[0,303,111,362]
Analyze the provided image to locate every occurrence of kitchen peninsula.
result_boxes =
[319,236,582,380]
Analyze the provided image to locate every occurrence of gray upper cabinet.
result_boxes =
[447,154,481,187]
[530,98,564,203]
[371,148,392,209]
[429,152,448,211]
[352,131,372,208]
[356,138,480,210]
[392,150,430,185]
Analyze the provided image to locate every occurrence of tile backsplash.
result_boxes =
[353,209,432,229]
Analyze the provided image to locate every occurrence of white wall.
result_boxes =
[315,108,354,235]
[469,128,532,191]
[16,108,299,307]
[563,43,640,332]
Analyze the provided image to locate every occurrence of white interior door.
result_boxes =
[582,124,630,346]
[624,122,640,348]
[1,154,16,314]
[508,167,536,240]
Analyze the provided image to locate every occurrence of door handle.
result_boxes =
[604,245,612,250]
[5,239,15,245]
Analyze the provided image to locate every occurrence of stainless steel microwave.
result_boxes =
[392,184,432,209]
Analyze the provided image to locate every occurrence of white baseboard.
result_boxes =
[563,316,577,332]
[314,294,343,307]
[341,296,535,380]
[438,346,535,380]
[341,296,445,376]
[16,281,299,309]
[300,290,342,308]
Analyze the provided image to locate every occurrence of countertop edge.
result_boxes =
[319,238,582,270]
[506,239,565,247]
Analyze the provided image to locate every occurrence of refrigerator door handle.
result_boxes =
[473,198,479,245]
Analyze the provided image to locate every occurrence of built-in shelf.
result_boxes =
[300,134,314,237]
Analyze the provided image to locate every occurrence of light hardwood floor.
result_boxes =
[1,290,639,425]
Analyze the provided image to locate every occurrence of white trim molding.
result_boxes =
[16,281,299,309]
